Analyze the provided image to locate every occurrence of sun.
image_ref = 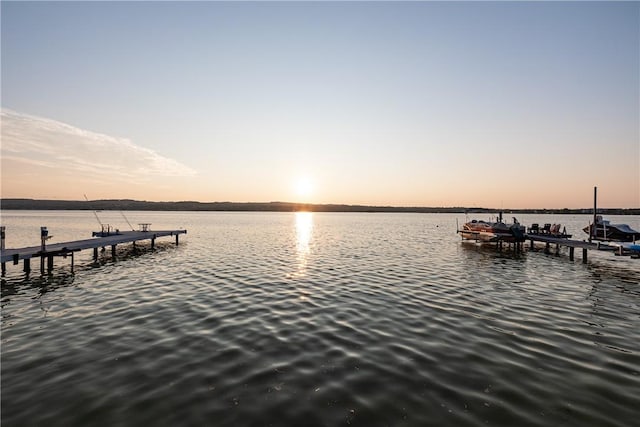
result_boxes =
[294,176,314,200]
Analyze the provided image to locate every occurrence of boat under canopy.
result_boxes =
[583,216,639,242]
[459,215,526,243]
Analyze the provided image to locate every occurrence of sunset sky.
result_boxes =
[1,1,638,209]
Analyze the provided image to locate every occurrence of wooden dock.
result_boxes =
[460,232,639,262]
[1,226,186,275]
[457,224,639,262]
[525,234,634,262]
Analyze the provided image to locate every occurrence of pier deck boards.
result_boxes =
[526,234,606,250]
[526,234,639,262]
[1,229,186,269]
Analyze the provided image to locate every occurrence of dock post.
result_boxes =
[1,227,5,274]
[40,227,49,252]
[151,237,155,250]
[24,258,31,273]
[40,256,45,274]
[582,248,588,263]
[545,242,550,254]
[555,244,560,256]
[93,247,98,259]
[47,255,54,273]
[175,234,179,245]
[111,245,116,258]
[569,247,575,261]
[71,252,75,272]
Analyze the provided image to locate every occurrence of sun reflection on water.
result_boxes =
[292,211,313,280]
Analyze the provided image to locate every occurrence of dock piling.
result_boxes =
[1,226,5,275]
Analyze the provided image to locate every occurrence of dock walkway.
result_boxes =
[526,234,637,262]
[1,228,186,274]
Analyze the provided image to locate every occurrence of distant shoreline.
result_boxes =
[1,198,638,215]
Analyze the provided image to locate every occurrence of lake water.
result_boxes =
[1,211,639,426]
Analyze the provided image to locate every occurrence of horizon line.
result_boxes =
[1,198,638,213]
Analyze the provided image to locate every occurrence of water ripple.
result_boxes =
[2,212,639,426]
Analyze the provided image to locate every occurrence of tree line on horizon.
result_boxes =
[1,198,638,215]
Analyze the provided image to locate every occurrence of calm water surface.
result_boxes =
[1,211,639,426]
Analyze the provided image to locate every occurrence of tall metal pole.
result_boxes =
[1,226,5,276]
[591,186,597,242]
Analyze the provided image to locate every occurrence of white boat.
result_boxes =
[459,214,526,243]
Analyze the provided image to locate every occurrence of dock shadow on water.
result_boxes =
[87,241,177,268]
[459,239,526,254]
[1,242,177,301]
[1,269,76,302]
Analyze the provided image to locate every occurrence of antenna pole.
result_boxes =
[84,194,103,227]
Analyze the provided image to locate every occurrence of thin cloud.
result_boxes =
[1,109,197,180]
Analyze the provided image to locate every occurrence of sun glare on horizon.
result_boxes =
[293,176,314,201]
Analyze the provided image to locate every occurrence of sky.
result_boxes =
[1,1,639,209]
